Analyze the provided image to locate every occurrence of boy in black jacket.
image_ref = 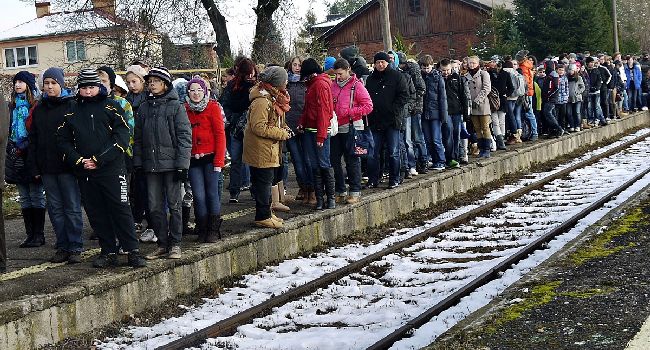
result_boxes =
[57,69,146,268]
[439,59,468,167]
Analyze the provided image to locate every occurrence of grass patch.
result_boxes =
[569,207,647,265]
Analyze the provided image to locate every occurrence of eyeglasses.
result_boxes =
[189,89,204,93]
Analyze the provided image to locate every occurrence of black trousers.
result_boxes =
[250,166,275,221]
[79,174,139,255]
[0,189,5,272]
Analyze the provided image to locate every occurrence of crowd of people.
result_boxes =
[2,46,650,270]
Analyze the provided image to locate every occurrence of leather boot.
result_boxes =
[323,168,336,209]
[307,190,317,205]
[495,135,507,150]
[182,206,194,235]
[313,169,324,210]
[271,185,290,212]
[27,208,46,247]
[195,215,208,242]
[205,214,222,243]
[302,186,312,204]
[296,186,306,201]
[19,208,34,248]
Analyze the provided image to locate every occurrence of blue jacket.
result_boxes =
[557,75,569,104]
[422,70,448,121]
[625,63,643,90]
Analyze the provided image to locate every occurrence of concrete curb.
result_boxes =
[1,112,648,349]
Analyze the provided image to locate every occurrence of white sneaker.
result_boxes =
[642,107,649,111]
[140,229,157,243]
[409,168,419,176]
[575,127,581,132]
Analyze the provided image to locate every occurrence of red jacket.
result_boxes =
[298,73,334,143]
[184,100,226,167]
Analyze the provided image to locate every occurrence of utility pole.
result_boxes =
[379,0,392,51]
[612,0,620,52]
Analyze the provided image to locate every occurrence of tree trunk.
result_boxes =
[251,0,281,63]
[201,0,231,59]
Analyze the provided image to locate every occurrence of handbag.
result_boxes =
[488,86,501,112]
[328,111,339,136]
[345,83,375,157]
[230,110,249,141]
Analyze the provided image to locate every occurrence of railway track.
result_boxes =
[99,130,650,350]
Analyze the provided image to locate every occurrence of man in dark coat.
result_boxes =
[397,51,427,176]
[0,95,9,273]
[365,51,409,189]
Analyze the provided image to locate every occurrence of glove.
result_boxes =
[174,169,188,182]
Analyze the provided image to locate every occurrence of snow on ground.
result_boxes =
[97,130,650,350]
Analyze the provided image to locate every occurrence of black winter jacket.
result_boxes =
[220,80,254,127]
[586,68,603,93]
[489,69,515,111]
[402,61,426,114]
[402,71,416,119]
[444,72,468,117]
[422,70,448,121]
[598,65,612,90]
[28,93,75,176]
[126,91,147,115]
[133,88,192,173]
[57,89,130,177]
[286,79,306,131]
[366,66,409,130]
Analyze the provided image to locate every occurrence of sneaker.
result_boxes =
[168,246,182,259]
[67,252,82,264]
[575,127,581,132]
[388,183,399,189]
[127,251,147,268]
[140,229,157,243]
[642,107,648,111]
[568,128,575,133]
[409,168,419,176]
[345,195,360,204]
[599,120,608,126]
[254,217,283,229]
[134,223,143,234]
[145,247,168,260]
[229,197,239,204]
[93,254,118,268]
[432,164,445,171]
[118,247,128,255]
[447,160,460,169]
[50,250,70,263]
[529,135,539,141]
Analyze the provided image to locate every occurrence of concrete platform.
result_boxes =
[1,112,648,349]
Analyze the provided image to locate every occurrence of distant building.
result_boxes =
[0,0,162,76]
[165,34,217,70]
[319,0,513,59]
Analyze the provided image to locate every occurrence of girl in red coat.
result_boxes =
[184,78,226,242]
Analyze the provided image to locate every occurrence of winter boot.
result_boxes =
[296,186,306,201]
[195,216,208,242]
[495,135,507,150]
[28,208,46,247]
[19,208,35,248]
[323,168,336,209]
[205,214,223,243]
[313,169,324,210]
[515,129,523,143]
[480,139,491,158]
[271,184,290,212]
[182,206,194,235]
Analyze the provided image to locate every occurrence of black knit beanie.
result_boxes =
[300,58,322,80]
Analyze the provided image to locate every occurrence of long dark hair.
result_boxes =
[10,85,36,110]
[232,57,257,92]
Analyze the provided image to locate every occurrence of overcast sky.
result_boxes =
[1,0,329,54]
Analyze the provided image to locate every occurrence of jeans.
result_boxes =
[227,135,250,199]
[542,103,562,133]
[505,100,521,133]
[628,86,642,110]
[146,172,183,248]
[368,127,401,186]
[523,96,539,137]
[422,119,446,167]
[189,159,223,219]
[286,134,313,188]
[411,114,428,163]
[249,166,274,221]
[449,114,462,162]
[302,131,332,170]
[490,111,506,136]
[623,89,629,110]
[42,173,83,253]
[588,94,606,123]
[16,182,45,209]
[330,132,362,196]
[403,116,415,169]
[567,102,582,129]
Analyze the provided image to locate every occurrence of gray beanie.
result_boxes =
[259,66,288,88]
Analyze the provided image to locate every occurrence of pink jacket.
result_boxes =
[331,74,373,126]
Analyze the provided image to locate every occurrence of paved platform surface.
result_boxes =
[426,185,650,350]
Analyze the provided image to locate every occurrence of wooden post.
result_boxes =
[379,0,392,51]
[612,0,620,53]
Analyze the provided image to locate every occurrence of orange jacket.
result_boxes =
[519,59,534,96]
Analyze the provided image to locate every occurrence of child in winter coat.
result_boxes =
[57,69,146,268]
[7,71,46,249]
[567,65,586,131]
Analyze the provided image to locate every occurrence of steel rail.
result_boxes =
[157,131,650,350]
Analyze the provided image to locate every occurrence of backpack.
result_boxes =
[512,71,527,97]
[488,86,501,112]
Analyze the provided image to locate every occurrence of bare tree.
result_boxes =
[251,0,282,63]
[200,0,231,59]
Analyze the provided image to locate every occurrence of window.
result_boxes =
[4,46,38,68]
[66,40,86,62]
[409,0,422,13]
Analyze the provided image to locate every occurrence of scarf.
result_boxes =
[260,82,291,116]
[186,95,209,112]
[288,72,301,83]
[336,76,352,88]
[11,93,30,150]
[469,67,480,76]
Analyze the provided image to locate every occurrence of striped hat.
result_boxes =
[77,68,102,88]
[144,66,173,87]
